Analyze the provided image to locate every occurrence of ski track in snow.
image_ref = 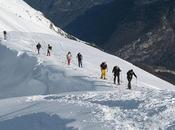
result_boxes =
[0,0,175,130]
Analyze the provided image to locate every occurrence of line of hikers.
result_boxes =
[36,43,137,89]
[2,31,137,90]
[100,62,137,89]
[37,42,137,89]
[36,43,83,68]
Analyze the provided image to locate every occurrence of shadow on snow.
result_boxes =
[0,112,77,130]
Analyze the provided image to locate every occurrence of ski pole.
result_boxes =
[121,72,123,84]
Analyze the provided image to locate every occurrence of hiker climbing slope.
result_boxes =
[100,62,108,79]
[47,44,52,56]
[77,52,83,68]
[112,66,121,85]
[67,52,72,65]
[3,31,7,40]
[127,69,137,89]
[36,42,41,54]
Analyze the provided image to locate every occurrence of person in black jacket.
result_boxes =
[47,44,52,56]
[77,52,83,67]
[112,66,121,85]
[3,31,7,40]
[127,69,137,89]
[36,43,41,54]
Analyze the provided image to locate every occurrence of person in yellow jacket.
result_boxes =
[100,62,108,79]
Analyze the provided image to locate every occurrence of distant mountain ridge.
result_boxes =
[24,0,113,28]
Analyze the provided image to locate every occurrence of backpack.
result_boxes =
[127,70,133,79]
[48,46,52,50]
[101,62,107,69]
[3,31,6,34]
[77,53,82,60]
[36,43,41,49]
[113,66,121,75]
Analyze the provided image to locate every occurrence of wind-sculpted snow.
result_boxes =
[0,44,44,98]
[0,42,111,99]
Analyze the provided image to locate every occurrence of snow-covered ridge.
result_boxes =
[0,0,74,38]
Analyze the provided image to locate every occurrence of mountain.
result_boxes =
[24,0,175,85]
[23,0,113,28]
[0,0,175,129]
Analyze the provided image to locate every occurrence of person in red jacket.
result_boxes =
[67,52,72,65]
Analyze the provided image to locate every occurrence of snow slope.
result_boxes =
[0,0,54,34]
[1,89,175,130]
[0,0,175,129]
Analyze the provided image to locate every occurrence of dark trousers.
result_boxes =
[4,34,6,40]
[127,78,132,89]
[47,50,50,56]
[78,60,82,67]
[68,59,71,65]
[37,48,40,54]
[114,75,120,84]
